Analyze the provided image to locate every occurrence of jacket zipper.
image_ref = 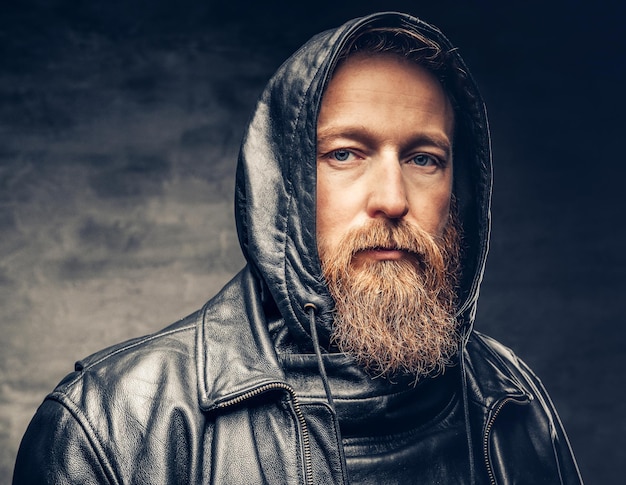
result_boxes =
[216,382,313,485]
[483,396,527,485]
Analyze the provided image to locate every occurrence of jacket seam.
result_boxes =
[197,299,212,406]
[67,323,196,388]
[46,393,119,485]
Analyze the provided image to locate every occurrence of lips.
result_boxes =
[355,246,408,262]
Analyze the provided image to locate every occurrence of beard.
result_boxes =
[318,212,462,381]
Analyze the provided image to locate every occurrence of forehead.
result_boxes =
[327,51,449,101]
[318,52,454,137]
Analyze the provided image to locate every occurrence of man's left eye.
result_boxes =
[410,154,439,167]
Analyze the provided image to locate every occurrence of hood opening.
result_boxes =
[234,11,492,354]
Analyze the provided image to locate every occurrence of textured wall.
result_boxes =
[1,1,624,483]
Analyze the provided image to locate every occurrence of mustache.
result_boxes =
[336,219,445,268]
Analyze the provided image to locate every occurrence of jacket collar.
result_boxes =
[196,268,289,412]
[463,332,533,411]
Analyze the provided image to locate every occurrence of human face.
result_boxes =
[316,53,455,266]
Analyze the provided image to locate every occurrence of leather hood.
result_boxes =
[234,11,492,352]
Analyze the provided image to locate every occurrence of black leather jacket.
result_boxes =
[14,268,582,484]
[14,12,583,484]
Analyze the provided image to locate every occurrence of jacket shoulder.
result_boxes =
[13,310,204,484]
[51,309,201,396]
[14,272,256,484]
[467,330,538,381]
[76,309,200,375]
[57,267,253,397]
[470,330,521,361]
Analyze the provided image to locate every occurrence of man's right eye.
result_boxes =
[331,150,353,162]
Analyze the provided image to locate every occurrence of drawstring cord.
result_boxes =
[304,303,336,412]
[305,303,349,484]
[460,335,477,485]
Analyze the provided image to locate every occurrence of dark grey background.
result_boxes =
[1,1,624,483]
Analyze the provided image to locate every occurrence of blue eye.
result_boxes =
[332,150,352,162]
[410,154,438,166]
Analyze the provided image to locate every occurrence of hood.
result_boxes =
[234,11,492,352]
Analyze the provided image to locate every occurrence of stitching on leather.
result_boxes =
[80,323,196,372]
[46,393,120,485]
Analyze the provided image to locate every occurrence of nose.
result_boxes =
[366,158,409,220]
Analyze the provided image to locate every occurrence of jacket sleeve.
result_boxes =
[13,398,113,485]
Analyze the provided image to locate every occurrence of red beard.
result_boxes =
[319,213,461,380]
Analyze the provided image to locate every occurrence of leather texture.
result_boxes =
[14,11,583,484]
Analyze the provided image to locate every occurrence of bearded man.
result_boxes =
[14,12,583,484]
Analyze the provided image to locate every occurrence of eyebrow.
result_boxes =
[316,126,453,158]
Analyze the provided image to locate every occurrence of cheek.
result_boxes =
[434,196,452,234]
[316,176,334,242]
[407,182,453,236]
[316,174,362,248]
[428,169,454,235]
[316,187,345,238]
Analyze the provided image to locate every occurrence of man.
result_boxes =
[13,12,582,484]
